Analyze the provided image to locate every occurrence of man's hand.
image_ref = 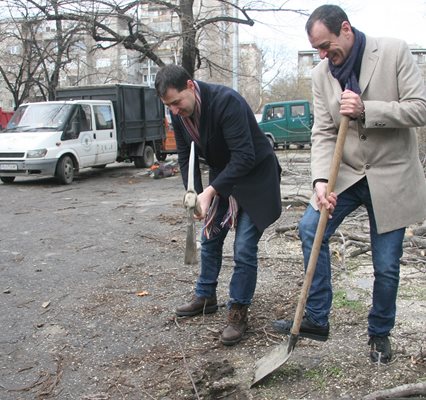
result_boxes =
[195,185,217,219]
[314,181,337,217]
[340,89,364,119]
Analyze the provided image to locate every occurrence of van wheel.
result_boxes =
[1,176,15,184]
[55,155,74,184]
[267,136,275,148]
[134,145,154,168]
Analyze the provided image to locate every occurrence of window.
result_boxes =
[291,105,306,117]
[80,105,92,131]
[267,106,285,120]
[9,45,20,55]
[94,105,113,130]
[96,58,111,68]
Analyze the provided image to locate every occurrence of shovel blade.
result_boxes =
[251,334,298,387]
[184,210,197,265]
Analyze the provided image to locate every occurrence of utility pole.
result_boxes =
[232,0,239,91]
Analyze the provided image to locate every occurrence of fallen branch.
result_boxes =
[363,381,426,400]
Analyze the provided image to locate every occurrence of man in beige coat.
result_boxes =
[273,4,426,363]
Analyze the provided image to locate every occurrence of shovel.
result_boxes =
[252,116,350,386]
[183,141,200,264]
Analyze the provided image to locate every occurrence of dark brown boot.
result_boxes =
[220,304,248,346]
[175,295,218,317]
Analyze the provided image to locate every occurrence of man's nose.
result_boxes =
[169,105,179,115]
[319,49,328,59]
[318,50,328,60]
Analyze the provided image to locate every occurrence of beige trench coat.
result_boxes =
[310,35,426,234]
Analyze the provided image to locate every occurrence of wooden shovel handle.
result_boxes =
[291,116,350,335]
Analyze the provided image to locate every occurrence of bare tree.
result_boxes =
[0,16,44,108]
[0,0,87,105]
[24,0,308,78]
[264,72,312,105]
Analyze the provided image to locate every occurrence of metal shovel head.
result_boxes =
[184,207,197,265]
[251,334,298,387]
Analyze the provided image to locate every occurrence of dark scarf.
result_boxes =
[329,27,366,94]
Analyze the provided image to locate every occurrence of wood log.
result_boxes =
[363,381,426,400]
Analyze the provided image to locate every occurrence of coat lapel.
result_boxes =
[359,36,379,94]
[197,81,210,156]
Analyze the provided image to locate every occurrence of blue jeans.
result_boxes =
[195,197,263,306]
[299,178,405,336]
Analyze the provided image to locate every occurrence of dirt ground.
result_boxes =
[0,151,425,400]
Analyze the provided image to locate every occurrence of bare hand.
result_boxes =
[194,185,217,220]
[340,89,364,119]
[314,181,337,218]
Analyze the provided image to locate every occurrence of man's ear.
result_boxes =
[341,21,352,36]
[186,80,195,91]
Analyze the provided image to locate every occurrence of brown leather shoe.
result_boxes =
[175,295,218,317]
[220,304,248,346]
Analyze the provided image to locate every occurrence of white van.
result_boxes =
[0,100,118,184]
[1,84,167,184]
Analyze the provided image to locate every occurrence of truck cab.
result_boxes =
[258,100,313,149]
[0,100,117,184]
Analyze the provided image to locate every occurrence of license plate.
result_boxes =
[0,164,18,171]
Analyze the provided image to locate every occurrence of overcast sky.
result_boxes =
[239,0,426,71]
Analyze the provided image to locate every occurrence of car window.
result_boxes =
[94,105,113,130]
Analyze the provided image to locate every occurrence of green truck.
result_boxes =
[257,100,313,149]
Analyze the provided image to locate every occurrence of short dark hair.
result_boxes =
[154,64,192,97]
[305,4,351,36]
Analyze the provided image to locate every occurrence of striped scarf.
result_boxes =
[179,81,238,238]
[179,81,201,146]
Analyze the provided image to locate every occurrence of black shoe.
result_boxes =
[368,335,392,364]
[272,315,329,342]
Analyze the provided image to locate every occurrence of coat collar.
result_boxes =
[326,36,378,96]
[195,80,210,151]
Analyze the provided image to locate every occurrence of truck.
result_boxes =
[0,84,165,184]
[257,100,313,149]
[0,107,14,131]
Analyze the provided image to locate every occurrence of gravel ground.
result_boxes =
[1,152,425,400]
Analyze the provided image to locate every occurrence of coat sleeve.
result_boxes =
[363,39,426,129]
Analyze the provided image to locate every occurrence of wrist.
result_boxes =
[360,102,366,123]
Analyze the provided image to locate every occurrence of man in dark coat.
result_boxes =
[155,64,282,345]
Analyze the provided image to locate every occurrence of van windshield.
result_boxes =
[4,104,74,132]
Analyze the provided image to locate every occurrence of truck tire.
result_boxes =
[1,176,15,184]
[134,145,154,168]
[267,136,275,148]
[55,155,74,184]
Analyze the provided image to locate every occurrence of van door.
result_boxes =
[61,104,97,167]
[262,104,287,144]
[288,103,312,143]
[92,104,117,165]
